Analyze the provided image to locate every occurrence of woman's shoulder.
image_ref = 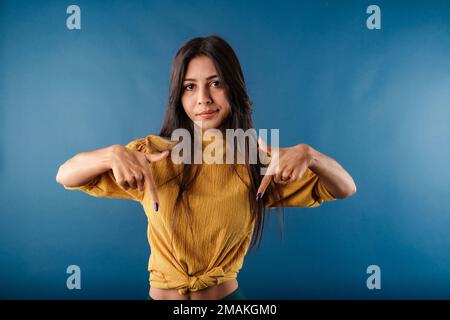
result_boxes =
[125,134,178,153]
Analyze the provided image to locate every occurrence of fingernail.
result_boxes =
[154,202,159,212]
[256,193,263,201]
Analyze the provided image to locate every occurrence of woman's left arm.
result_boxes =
[257,140,357,200]
[306,145,357,199]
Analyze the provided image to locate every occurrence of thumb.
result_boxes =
[258,137,272,156]
[145,150,170,163]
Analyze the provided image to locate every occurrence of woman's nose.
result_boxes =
[197,88,212,105]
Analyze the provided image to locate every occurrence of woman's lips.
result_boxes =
[197,110,218,119]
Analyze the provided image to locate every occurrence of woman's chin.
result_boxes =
[194,120,222,132]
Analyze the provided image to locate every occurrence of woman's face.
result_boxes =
[181,55,231,132]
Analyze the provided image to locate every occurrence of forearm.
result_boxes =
[56,145,117,188]
[306,145,357,199]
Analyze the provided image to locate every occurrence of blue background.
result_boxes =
[1,0,450,299]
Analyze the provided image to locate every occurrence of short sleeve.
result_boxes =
[63,138,150,202]
[264,167,337,208]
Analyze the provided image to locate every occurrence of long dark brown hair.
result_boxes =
[159,35,284,251]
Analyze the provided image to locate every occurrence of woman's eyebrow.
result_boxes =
[183,75,219,82]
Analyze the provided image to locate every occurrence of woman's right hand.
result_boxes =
[109,145,169,210]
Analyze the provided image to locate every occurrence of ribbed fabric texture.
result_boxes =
[64,134,336,296]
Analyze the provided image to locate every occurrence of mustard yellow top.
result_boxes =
[64,134,336,295]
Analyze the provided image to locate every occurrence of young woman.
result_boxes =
[56,35,356,300]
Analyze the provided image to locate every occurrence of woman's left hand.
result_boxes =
[256,137,313,199]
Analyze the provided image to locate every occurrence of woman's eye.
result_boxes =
[184,81,220,91]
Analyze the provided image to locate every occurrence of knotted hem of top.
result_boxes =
[149,266,239,296]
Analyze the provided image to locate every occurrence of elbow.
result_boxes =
[347,184,357,198]
[55,165,66,185]
[332,180,357,199]
[337,183,357,199]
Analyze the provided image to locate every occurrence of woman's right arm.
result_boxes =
[56,144,169,206]
[56,145,116,188]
